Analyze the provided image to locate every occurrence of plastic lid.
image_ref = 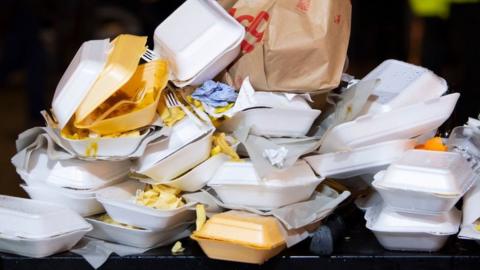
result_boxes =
[52,39,110,129]
[365,203,460,234]
[375,150,474,194]
[0,195,92,239]
[75,34,147,123]
[208,160,318,186]
[192,210,285,249]
[153,0,244,81]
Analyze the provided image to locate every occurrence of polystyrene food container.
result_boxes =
[0,227,90,258]
[165,153,229,192]
[0,195,92,239]
[136,130,213,183]
[365,204,460,251]
[360,59,447,114]
[459,182,480,240]
[86,216,191,248]
[372,150,476,215]
[52,39,110,129]
[153,0,244,82]
[23,148,130,190]
[135,117,210,173]
[21,184,105,217]
[304,139,416,179]
[320,93,459,153]
[220,108,320,137]
[96,181,195,230]
[191,211,286,264]
[208,160,324,209]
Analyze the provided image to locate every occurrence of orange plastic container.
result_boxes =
[191,211,286,264]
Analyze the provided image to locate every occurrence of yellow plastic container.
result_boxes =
[191,211,286,264]
[75,34,147,123]
[74,59,169,135]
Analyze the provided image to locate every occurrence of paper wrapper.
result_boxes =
[226,0,351,92]
[459,180,480,240]
[71,228,191,269]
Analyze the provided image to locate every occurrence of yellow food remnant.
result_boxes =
[211,132,240,161]
[196,204,206,232]
[97,214,140,229]
[160,106,186,127]
[85,141,99,157]
[171,241,185,254]
[415,137,448,152]
[214,103,234,114]
[135,184,184,210]
[474,220,480,232]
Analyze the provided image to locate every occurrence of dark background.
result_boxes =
[0,0,479,197]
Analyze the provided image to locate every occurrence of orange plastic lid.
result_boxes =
[192,210,285,249]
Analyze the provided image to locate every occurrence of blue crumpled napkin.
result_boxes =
[192,80,238,107]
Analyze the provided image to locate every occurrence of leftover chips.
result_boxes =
[135,184,185,210]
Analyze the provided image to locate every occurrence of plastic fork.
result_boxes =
[141,49,157,62]
[165,89,204,127]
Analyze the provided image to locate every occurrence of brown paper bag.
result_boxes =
[226,0,351,93]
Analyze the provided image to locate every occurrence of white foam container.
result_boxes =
[0,195,92,239]
[320,93,459,153]
[23,148,130,190]
[153,0,245,82]
[361,59,447,114]
[220,108,321,137]
[0,228,91,258]
[304,139,416,179]
[86,217,191,248]
[60,129,152,158]
[164,153,229,192]
[208,160,324,210]
[365,204,460,251]
[52,39,110,129]
[96,181,195,230]
[136,130,213,183]
[21,184,105,217]
[372,150,476,215]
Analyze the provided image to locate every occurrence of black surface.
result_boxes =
[1,208,480,270]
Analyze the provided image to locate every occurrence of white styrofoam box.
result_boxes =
[208,160,323,209]
[96,181,195,230]
[220,108,321,137]
[23,148,130,190]
[86,217,191,248]
[320,93,459,153]
[136,117,209,172]
[136,130,213,183]
[372,150,476,214]
[0,228,91,258]
[164,153,229,192]
[154,0,244,82]
[365,204,460,251]
[21,184,105,217]
[304,139,416,179]
[458,181,480,240]
[61,128,152,158]
[360,59,447,114]
[447,126,480,173]
[52,39,110,129]
[0,195,91,239]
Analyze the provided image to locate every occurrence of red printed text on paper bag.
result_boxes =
[229,8,269,53]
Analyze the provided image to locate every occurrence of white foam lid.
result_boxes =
[0,195,92,239]
[52,39,110,129]
[366,203,460,234]
[153,0,244,81]
[375,150,474,194]
[208,159,319,186]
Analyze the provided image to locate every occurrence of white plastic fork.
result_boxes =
[165,89,204,127]
[141,49,157,62]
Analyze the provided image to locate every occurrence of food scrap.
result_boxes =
[415,137,448,152]
[171,241,185,254]
[195,204,206,232]
[135,184,185,210]
[210,132,240,161]
[97,214,141,230]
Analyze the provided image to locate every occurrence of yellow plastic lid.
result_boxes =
[75,34,147,123]
[74,59,169,135]
[192,211,285,249]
